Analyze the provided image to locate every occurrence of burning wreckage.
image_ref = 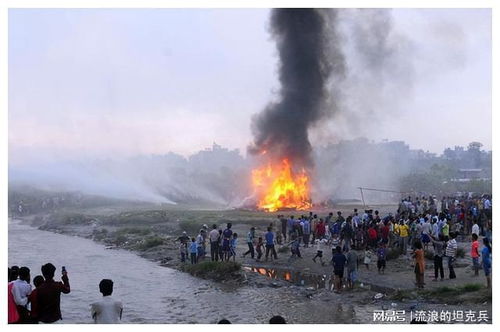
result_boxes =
[247,9,343,212]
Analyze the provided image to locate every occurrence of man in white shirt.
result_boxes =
[11,266,32,323]
[12,267,32,306]
[90,279,123,324]
[208,224,220,261]
[471,222,480,237]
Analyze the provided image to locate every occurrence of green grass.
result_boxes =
[425,283,483,299]
[137,236,165,250]
[459,283,482,292]
[182,261,241,279]
[116,227,151,236]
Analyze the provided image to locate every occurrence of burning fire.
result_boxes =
[251,159,312,212]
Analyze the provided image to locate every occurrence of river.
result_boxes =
[8,219,371,324]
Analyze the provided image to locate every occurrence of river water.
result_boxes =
[8,219,372,324]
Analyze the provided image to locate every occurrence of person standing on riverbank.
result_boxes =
[302,218,311,248]
[243,227,256,259]
[331,246,347,293]
[37,263,70,323]
[222,223,233,261]
[28,275,45,323]
[189,238,198,264]
[229,233,238,262]
[346,247,358,289]
[209,224,220,262]
[446,232,458,279]
[91,279,123,324]
[376,243,387,274]
[471,233,481,276]
[413,241,425,288]
[265,227,278,261]
[12,266,32,323]
[430,235,445,281]
[482,237,492,288]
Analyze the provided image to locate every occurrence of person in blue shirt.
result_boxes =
[189,238,198,264]
[243,227,256,259]
[265,227,278,261]
[229,233,238,262]
[331,246,347,293]
[222,223,233,261]
[288,235,301,262]
[302,218,311,248]
[482,237,492,288]
[287,216,295,239]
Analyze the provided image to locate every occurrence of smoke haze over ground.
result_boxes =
[8,9,491,206]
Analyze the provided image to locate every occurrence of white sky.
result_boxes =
[8,8,492,163]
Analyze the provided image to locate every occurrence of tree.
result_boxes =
[467,142,483,168]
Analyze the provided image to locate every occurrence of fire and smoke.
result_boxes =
[248,9,345,211]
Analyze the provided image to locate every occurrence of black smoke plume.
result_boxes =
[248,9,345,168]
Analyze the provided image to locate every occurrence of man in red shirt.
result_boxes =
[37,263,70,323]
[471,234,481,276]
[28,275,45,323]
[368,226,378,248]
[381,223,390,245]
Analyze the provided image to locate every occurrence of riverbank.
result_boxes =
[11,205,492,323]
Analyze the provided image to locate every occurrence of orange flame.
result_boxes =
[252,158,312,212]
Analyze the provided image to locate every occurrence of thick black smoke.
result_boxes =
[248,9,345,168]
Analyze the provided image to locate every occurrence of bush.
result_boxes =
[179,220,203,235]
[183,261,241,280]
[138,236,164,250]
[117,227,151,236]
[114,234,128,245]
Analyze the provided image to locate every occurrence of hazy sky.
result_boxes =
[9,8,491,164]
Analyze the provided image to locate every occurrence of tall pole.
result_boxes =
[359,187,366,207]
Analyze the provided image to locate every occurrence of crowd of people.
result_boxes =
[8,264,123,324]
[8,193,492,324]
[175,193,492,291]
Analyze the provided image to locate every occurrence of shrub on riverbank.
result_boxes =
[137,236,165,250]
[182,261,242,281]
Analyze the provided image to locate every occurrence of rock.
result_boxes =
[374,293,384,300]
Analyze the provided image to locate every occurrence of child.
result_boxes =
[179,242,187,263]
[355,227,364,250]
[376,243,387,274]
[189,238,198,264]
[28,275,45,323]
[289,235,301,261]
[363,248,372,270]
[413,240,425,288]
[312,239,325,266]
[229,233,238,262]
[255,237,264,261]
[471,233,480,276]
[331,234,340,248]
